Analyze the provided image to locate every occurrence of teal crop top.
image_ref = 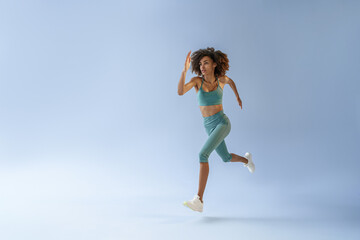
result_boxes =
[197,76,223,106]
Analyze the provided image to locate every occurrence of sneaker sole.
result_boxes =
[183,202,203,212]
[245,153,255,173]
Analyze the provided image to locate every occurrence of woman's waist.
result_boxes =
[200,104,223,118]
[202,108,228,126]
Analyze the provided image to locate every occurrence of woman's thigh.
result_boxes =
[201,119,231,157]
[215,140,232,162]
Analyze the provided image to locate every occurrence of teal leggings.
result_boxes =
[199,110,233,163]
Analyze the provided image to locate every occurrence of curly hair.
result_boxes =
[190,47,230,77]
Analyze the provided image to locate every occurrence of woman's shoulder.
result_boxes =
[191,76,202,81]
[218,75,225,82]
[218,75,230,84]
[190,76,202,91]
[190,76,202,85]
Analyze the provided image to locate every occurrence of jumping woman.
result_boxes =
[178,47,255,213]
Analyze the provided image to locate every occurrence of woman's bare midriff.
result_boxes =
[195,77,224,118]
[200,105,223,117]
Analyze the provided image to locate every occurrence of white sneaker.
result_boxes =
[183,194,203,212]
[244,152,255,173]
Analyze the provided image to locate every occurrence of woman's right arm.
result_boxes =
[178,70,197,95]
[178,50,196,95]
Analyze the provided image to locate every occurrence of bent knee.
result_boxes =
[221,154,232,163]
[199,152,209,163]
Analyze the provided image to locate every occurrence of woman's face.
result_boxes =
[199,56,217,76]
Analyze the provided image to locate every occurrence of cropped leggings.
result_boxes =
[199,110,233,163]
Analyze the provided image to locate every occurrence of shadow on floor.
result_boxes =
[196,215,303,224]
[140,214,312,225]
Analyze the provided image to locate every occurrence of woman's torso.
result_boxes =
[195,77,224,117]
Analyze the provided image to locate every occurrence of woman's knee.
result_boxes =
[199,151,209,163]
[220,153,232,163]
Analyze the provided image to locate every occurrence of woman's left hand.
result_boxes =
[238,97,242,109]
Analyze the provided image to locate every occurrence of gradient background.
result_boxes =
[1,0,359,239]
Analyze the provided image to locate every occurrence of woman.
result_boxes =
[177,47,255,213]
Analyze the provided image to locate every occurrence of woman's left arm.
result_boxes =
[223,75,242,109]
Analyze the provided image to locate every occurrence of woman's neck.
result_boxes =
[203,74,216,84]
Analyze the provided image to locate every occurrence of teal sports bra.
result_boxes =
[197,76,223,106]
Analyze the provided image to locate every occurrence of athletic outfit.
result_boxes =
[183,76,255,213]
[197,76,232,163]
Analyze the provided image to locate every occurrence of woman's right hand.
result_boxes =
[184,50,191,72]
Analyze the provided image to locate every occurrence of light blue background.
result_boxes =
[1,0,359,239]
